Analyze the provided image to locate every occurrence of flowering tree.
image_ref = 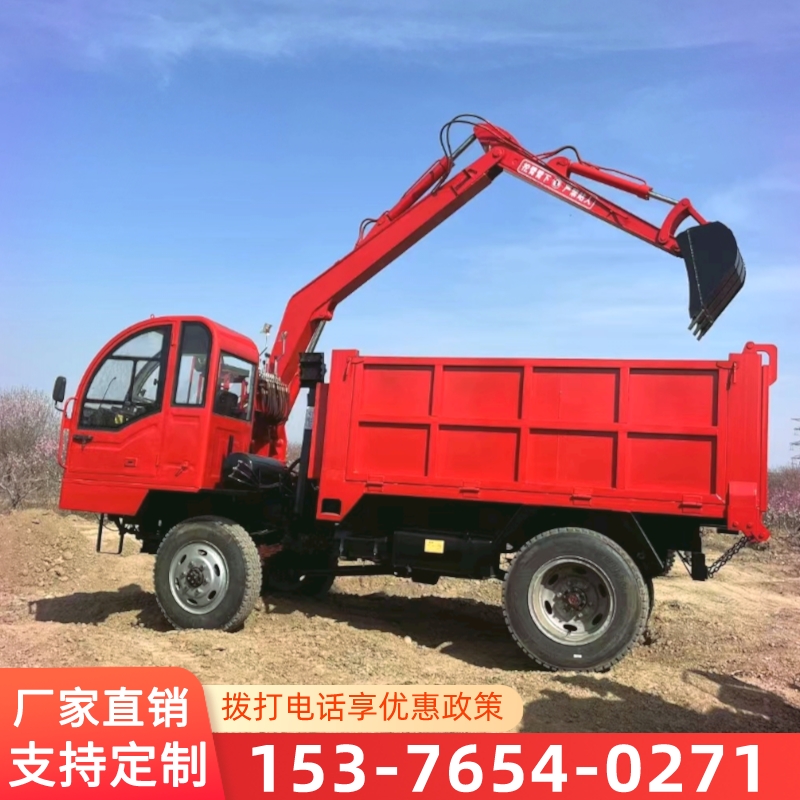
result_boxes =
[0,387,62,510]
[766,464,800,533]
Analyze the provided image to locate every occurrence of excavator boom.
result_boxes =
[258,114,746,459]
[470,118,746,339]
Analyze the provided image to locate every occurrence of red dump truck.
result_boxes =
[52,115,773,671]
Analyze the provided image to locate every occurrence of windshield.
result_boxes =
[80,326,170,429]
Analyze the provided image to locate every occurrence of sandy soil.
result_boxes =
[1,509,799,732]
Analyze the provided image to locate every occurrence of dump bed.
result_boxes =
[310,343,777,541]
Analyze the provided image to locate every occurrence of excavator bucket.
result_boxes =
[676,221,745,340]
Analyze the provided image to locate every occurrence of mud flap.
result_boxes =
[677,221,746,339]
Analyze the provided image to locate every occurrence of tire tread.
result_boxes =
[154,515,261,632]
[501,526,650,672]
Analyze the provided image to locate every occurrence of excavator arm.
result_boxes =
[257,114,746,459]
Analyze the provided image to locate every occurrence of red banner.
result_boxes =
[1,667,225,798]
[3,668,797,797]
[213,732,797,798]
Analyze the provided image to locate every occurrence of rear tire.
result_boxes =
[154,516,261,631]
[503,527,649,672]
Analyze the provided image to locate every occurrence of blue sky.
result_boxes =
[1,1,798,465]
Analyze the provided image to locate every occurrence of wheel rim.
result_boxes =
[168,540,230,615]
[527,556,615,645]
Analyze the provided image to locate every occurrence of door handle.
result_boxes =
[72,434,93,444]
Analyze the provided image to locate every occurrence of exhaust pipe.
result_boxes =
[676,221,746,340]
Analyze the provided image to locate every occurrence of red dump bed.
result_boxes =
[310,343,777,540]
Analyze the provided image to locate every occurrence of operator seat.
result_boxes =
[214,389,240,416]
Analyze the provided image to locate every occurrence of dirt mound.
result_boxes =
[1,509,98,593]
[1,510,799,732]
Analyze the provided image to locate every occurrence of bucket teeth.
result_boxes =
[677,221,746,340]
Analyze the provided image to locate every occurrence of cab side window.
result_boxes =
[80,327,171,430]
[213,353,256,421]
[173,322,211,407]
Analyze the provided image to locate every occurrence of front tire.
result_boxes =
[503,527,649,672]
[154,516,261,631]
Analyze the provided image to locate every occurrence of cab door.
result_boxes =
[158,320,213,489]
[204,351,257,488]
[65,324,172,485]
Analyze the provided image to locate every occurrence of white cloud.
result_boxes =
[745,263,800,295]
[703,170,800,233]
[1,1,799,69]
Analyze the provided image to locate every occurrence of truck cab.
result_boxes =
[55,315,260,518]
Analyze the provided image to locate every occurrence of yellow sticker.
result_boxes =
[424,539,445,554]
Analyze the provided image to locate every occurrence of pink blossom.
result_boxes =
[0,387,61,509]
[765,465,800,532]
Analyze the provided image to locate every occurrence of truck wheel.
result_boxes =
[154,516,261,631]
[503,527,649,672]
[262,551,335,598]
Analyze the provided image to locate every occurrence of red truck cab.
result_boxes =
[58,316,260,517]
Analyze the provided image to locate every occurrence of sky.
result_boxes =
[0,0,798,466]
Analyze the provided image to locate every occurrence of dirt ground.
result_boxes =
[1,509,799,733]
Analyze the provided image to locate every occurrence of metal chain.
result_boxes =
[676,535,750,579]
[707,535,750,578]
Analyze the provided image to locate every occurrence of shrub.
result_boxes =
[0,387,62,510]
[766,465,800,532]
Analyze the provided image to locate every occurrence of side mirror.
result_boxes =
[52,376,67,405]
